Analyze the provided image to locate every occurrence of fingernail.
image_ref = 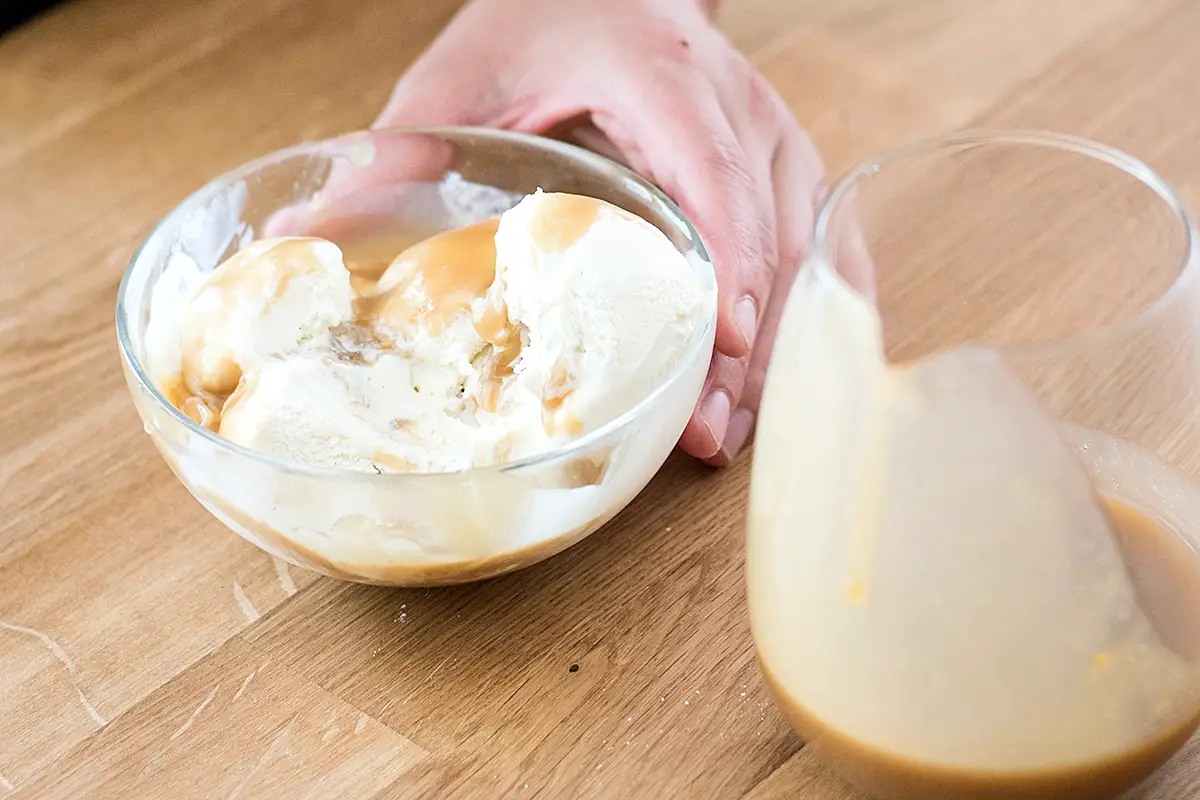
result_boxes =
[735,297,757,352]
[700,390,732,455]
[721,409,757,463]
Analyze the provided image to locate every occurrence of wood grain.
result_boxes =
[14,637,426,799]
[2,0,1199,797]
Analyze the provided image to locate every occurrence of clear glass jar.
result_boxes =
[750,131,1200,800]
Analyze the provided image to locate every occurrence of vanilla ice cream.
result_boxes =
[145,190,708,474]
[489,192,707,440]
[182,237,354,396]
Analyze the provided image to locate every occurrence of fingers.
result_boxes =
[694,67,805,465]
[269,23,505,240]
[601,72,778,459]
[734,106,821,421]
[706,408,756,467]
[604,73,770,364]
[373,63,501,130]
[714,113,822,463]
[678,350,748,459]
[264,132,457,238]
[588,109,656,186]
[547,117,635,170]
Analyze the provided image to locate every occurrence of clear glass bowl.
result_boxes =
[117,127,716,586]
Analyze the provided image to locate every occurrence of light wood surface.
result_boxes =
[2,0,1200,797]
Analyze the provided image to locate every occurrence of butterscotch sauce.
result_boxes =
[540,359,581,436]
[764,662,1199,800]
[370,218,500,336]
[1104,497,1200,661]
[163,370,249,434]
[370,452,418,473]
[163,376,223,431]
[477,346,519,415]
[196,238,324,304]
[471,294,524,415]
[544,408,584,438]
[530,193,608,252]
[181,237,335,399]
[160,196,618,451]
[219,371,257,422]
[473,295,510,344]
[340,230,434,282]
[194,483,614,587]
[340,232,422,297]
[762,496,1200,800]
[541,386,583,437]
[349,274,379,296]
[165,220,509,429]
[180,396,219,430]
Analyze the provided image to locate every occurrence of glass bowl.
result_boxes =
[117,127,716,587]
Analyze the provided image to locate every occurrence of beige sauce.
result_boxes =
[750,263,1200,800]
[161,195,613,453]
[537,359,577,436]
[470,296,522,415]
[370,218,500,336]
[1105,498,1200,661]
[177,237,337,412]
[530,193,609,252]
[193,485,612,587]
[197,238,322,304]
[762,498,1200,800]
[167,223,504,434]
[340,230,434,283]
[163,376,223,431]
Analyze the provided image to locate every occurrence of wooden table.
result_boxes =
[3,0,1200,796]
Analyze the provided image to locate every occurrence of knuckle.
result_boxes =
[744,70,779,126]
[700,139,773,281]
[712,352,751,399]
[702,135,754,195]
[758,216,781,277]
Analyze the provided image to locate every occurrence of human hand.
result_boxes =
[372,0,824,465]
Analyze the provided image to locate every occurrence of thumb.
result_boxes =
[262,131,457,238]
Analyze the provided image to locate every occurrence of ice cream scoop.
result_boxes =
[181,237,354,396]
[487,191,707,439]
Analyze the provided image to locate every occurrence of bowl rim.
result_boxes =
[116,125,717,481]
